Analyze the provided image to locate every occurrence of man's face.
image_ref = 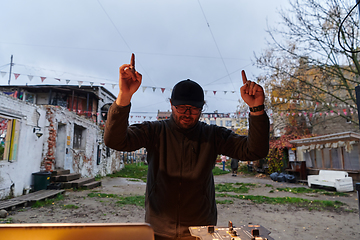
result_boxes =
[171,104,201,129]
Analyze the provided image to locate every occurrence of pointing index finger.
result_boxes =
[130,53,135,69]
[241,70,247,84]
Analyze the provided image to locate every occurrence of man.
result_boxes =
[104,54,269,240]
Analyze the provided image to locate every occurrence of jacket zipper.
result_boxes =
[176,137,184,237]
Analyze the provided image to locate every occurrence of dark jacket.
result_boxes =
[231,158,239,170]
[104,103,270,238]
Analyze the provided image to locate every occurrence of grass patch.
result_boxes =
[87,192,145,208]
[215,182,257,194]
[87,192,118,198]
[62,204,79,209]
[0,217,13,223]
[107,162,148,182]
[216,193,345,211]
[216,199,234,204]
[116,195,145,207]
[276,187,349,197]
[212,167,229,175]
[31,193,64,208]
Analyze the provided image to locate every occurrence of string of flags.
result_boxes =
[0,71,238,95]
[271,96,356,109]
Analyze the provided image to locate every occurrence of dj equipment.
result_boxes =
[189,221,274,240]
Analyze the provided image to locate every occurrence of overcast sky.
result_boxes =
[0,0,289,120]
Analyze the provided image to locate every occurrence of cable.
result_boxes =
[197,0,239,97]
[96,0,157,86]
[338,1,360,53]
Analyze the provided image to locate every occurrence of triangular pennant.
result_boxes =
[224,91,227,95]
[14,73,20,79]
[40,77,46,82]
[90,82,94,87]
[152,87,156,92]
[28,75,33,81]
[78,81,83,87]
[112,84,116,89]
[213,91,216,95]
[100,83,105,86]
[161,88,165,93]
[66,79,70,84]
[205,90,208,95]
[54,78,60,81]
[1,71,6,78]
[142,86,147,92]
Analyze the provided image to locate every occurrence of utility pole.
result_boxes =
[8,55,13,85]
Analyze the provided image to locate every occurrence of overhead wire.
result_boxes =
[197,0,239,99]
[96,0,157,86]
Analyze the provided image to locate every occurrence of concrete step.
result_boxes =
[57,173,81,182]
[82,181,102,190]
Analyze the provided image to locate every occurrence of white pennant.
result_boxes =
[112,84,116,89]
[90,82,94,87]
[0,71,6,78]
[66,79,70,84]
[142,86,147,92]
[78,81,83,88]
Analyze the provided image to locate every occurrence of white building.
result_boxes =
[0,85,124,200]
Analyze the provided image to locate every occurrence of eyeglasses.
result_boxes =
[174,105,202,115]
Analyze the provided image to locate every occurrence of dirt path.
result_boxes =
[4,173,360,240]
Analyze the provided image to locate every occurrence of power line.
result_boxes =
[96,0,157,86]
[197,0,238,97]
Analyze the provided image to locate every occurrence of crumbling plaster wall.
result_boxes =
[0,92,124,200]
[0,93,46,199]
[41,105,123,178]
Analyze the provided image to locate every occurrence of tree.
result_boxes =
[255,0,360,135]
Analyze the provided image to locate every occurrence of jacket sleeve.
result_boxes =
[217,112,270,161]
[103,102,151,152]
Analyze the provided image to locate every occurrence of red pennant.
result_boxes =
[41,77,46,82]
[14,73,20,79]
[161,88,165,93]
[213,91,217,95]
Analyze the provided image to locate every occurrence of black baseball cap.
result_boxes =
[170,79,205,108]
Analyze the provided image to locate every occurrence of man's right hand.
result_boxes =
[116,53,142,106]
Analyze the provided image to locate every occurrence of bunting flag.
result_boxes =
[14,73,20,79]
[66,79,70,84]
[28,75,33,81]
[142,86,146,92]
[54,78,60,81]
[100,83,105,86]
[1,71,6,77]
[90,82,94,87]
[40,77,46,82]
[112,84,116,89]
[78,81,83,88]
[161,88,165,93]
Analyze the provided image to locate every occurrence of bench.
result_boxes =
[307,170,354,192]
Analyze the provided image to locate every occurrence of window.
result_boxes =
[210,120,216,125]
[331,148,341,169]
[343,145,359,171]
[315,149,322,168]
[225,120,232,127]
[73,124,86,150]
[0,117,20,161]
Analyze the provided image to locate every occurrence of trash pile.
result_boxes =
[269,172,296,183]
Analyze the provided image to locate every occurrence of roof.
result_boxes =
[0,85,116,100]
[289,131,360,146]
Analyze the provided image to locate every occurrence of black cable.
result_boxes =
[338,1,360,53]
